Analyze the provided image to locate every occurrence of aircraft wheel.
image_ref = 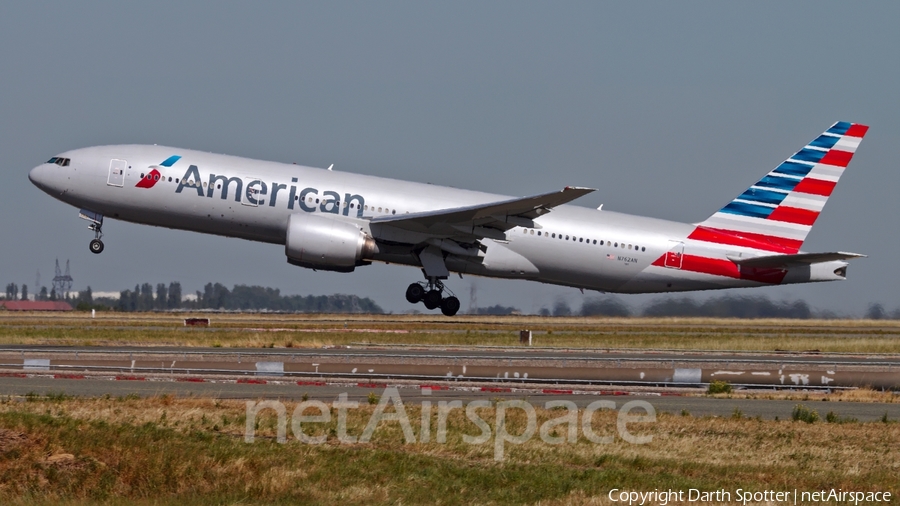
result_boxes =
[89,239,104,254]
[405,283,425,304]
[440,296,460,317]
[423,290,442,310]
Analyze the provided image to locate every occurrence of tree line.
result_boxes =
[6,279,897,318]
[517,295,900,319]
[5,283,59,302]
[70,282,383,313]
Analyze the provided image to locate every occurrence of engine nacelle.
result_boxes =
[285,213,376,272]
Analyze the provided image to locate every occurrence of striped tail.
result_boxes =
[690,121,868,254]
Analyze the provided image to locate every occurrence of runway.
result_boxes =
[0,340,898,421]
[2,375,899,422]
[2,344,898,389]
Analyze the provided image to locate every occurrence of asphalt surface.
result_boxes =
[3,344,899,365]
[3,376,899,422]
[3,344,899,389]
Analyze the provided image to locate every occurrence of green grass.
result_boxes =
[792,404,820,423]
[707,380,733,394]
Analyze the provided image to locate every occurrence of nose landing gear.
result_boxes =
[405,278,460,316]
[79,209,104,254]
[88,222,104,254]
[89,237,104,254]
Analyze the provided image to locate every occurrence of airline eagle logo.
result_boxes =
[135,155,181,189]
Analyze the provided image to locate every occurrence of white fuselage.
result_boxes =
[28,145,848,295]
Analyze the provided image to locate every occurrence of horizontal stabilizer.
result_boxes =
[727,251,866,269]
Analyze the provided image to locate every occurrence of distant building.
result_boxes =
[91,291,122,300]
[0,301,73,311]
[89,291,198,301]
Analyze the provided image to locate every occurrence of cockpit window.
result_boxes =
[47,157,70,167]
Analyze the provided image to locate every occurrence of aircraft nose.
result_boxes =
[28,164,52,192]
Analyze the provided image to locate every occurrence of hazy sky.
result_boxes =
[2,2,897,315]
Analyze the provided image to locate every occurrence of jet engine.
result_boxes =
[285,213,376,272]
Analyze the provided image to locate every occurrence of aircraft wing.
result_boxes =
[728,252,867,269]
[369,186,594,239]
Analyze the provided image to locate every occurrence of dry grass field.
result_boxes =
[0,394,897,505]
[0,314,898,503]
[1,312,900,353]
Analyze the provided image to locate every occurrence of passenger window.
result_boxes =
[641,247,646,252]
[593,240,597,244]
[537,231,541,236]
[552,233,556,238]
[579,238,583,242]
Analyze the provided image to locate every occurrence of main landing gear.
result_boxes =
[406,278,460,316]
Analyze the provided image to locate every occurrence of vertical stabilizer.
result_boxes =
[691,122,868,253]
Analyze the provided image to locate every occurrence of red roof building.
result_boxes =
[0,301,73,311]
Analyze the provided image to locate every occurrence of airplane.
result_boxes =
[28,121,868,316]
